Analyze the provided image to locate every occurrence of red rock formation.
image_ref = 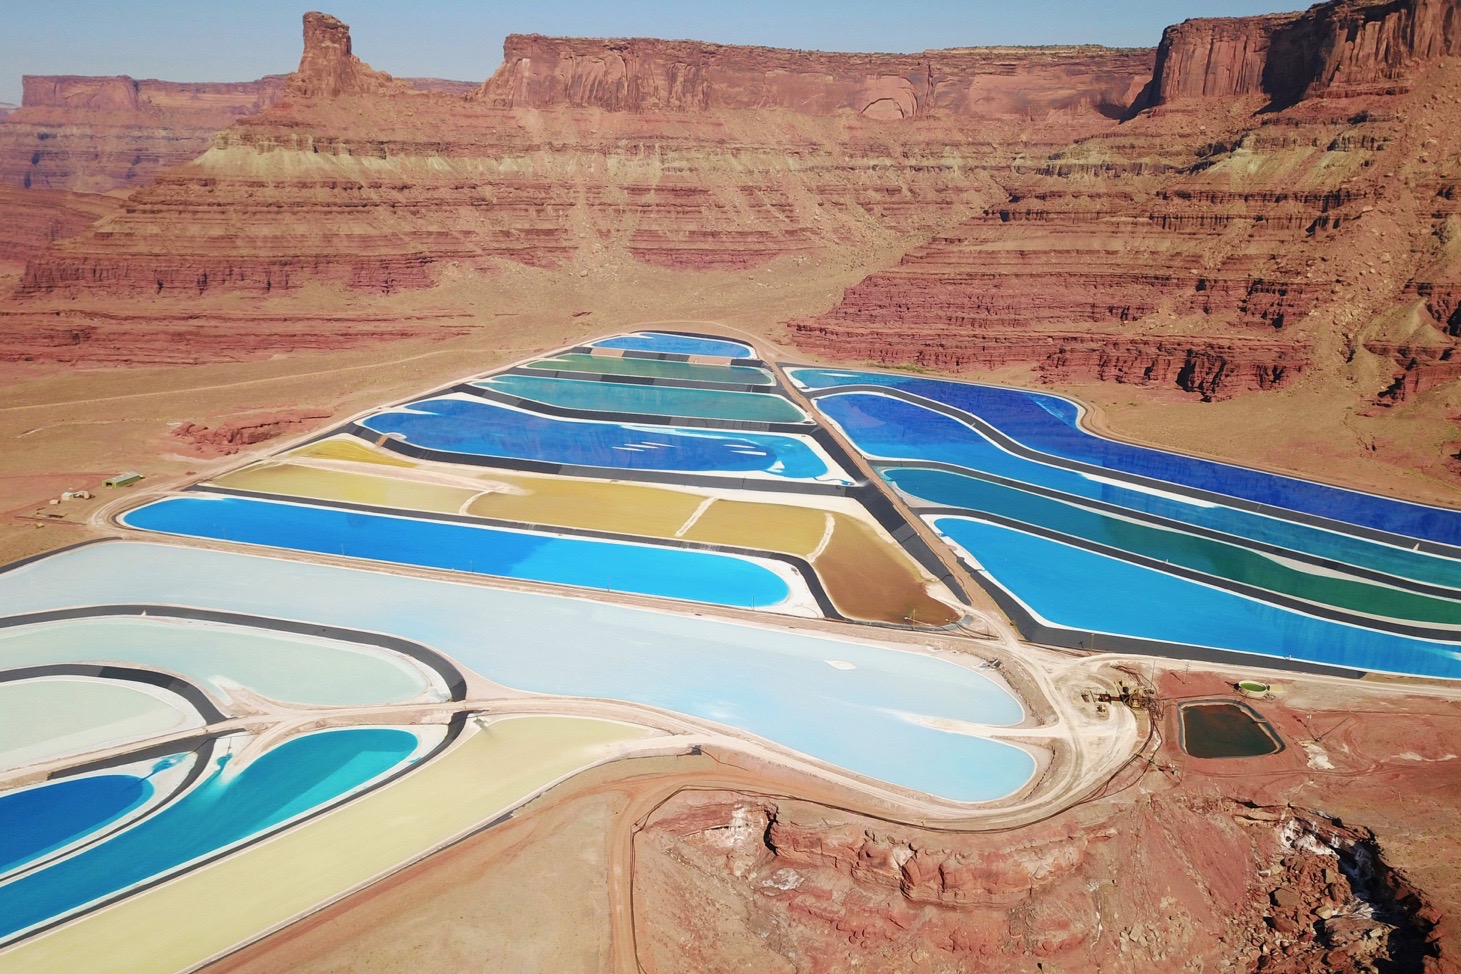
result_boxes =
[0,186,122,268]
[290,11,406,98]
[636,792,1445,973]
[0,75,286,193]
[14,14,1157,294]
[0,314,459,368]
[0,18,471,192]
[170,409,332,455]
[1148,0,1461,107]
[480,35,1152,120]
[792,0,1461,402]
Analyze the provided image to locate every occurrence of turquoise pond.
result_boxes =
[120,494,797,610]
[360,396,848,482]
[931,516,1461,679]
[0,543,1037,804]
[524,353,775,386]
[0,728,427,944]
[477,374,809,423]
[590,332,755,358]
[798,386,1461,679]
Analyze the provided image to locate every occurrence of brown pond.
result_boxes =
[1179,701,1282,759]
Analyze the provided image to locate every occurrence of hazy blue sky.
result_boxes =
[1,1,1297,105]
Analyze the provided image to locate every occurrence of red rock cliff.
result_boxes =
[290,11,406,98]
[1150,0,1461,106]
[0,14,468,192]
[479,34,1153,120]
[19,74,285,116]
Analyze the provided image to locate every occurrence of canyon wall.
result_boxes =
[0,75,287,193]
[793,0,1461,401]
[480,34,1152,120]
[1150,0,1461,107]
[12,14,1153,295]
[0,16,473,193]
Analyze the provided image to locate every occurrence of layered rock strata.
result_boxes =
[481,34,1152,120]
[0,17,473,193]
[0,75,288,192]
[1148,0,1461,108]
[0,186,122,268]
[793,0,1461,401]
[13,16,1153,294]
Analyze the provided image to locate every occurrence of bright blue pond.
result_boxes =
[0,728,417,943]
[360,397,842,482]
[122,495,793,609]
[795,368,1461,546]
[934,516,1461,680]
[591,332,755,358]
[0,774,152,876]
[822,393,1461,591]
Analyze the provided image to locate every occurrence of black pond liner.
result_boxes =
[1178,700,1283,758]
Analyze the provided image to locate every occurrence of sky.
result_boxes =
[0,0,1298,105]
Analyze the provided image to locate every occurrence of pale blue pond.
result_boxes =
[121,495,794,610]
[0,543,1037,804]
[591,332,755,358]
[794,368,1461,546]
[933,515,1461,680]
[0,616,444,709]
[360,396,846,482]
[822,392,1461,591]
[0,728,422,944]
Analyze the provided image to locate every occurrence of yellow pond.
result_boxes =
[214,452,958,625]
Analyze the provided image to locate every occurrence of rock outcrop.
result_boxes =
[8,1,1461,414]
[290,11,406,98]
[480,35,1152,120]
[170,409,332,455]
[636,793,1444,973]
[1148,0,1461,108]
[0,17,472,192]
[793,0,1461,402]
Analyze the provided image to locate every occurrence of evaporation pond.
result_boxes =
[1180,702,1281,758]
[479,374,808,423]
[590,332,755,358]
[525,353,774,386]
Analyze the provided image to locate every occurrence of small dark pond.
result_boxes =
[1180,701,1281,758]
